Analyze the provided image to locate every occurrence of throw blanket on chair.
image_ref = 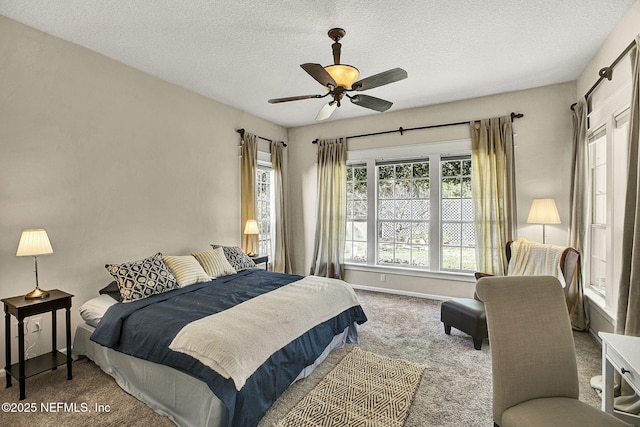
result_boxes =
[507,238,566,287]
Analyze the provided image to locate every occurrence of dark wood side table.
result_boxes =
[2,289,73,400]
[251,254,269,270]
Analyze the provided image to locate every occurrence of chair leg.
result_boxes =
[444,324,451,334]
[473,337,483,350]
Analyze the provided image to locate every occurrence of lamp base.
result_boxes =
[25,286,49,299]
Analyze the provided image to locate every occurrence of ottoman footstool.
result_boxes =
[440,298,488,350]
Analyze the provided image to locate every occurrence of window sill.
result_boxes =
[344,263,475,282]
[584,287,616,323]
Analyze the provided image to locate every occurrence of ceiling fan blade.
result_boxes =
[352,68,408,91]
[268,94,322,104]
[301,63,338,88]
[350,94,393,112]
[315,102,338,121]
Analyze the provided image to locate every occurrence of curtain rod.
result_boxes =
[571,39,637,110]
[236,128,287,147]
[311,112,524,143]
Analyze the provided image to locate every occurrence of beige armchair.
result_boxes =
[476,275,626,427]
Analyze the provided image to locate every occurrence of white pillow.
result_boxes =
[192,248,237,278]
[162,255,212,287]
[79,294,117,327]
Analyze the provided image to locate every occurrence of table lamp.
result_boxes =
[527,199,560,244]
[244,219,259,256]
[16,229,53,299]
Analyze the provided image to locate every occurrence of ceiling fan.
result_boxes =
[268,28,408,121]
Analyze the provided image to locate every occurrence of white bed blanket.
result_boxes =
[507,238,566,287]
[169,275,361,390]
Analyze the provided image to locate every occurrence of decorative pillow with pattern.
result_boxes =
[211,245,256,271]
[162,255,212,287]
[105,252,179,302]
[192,248,237,278]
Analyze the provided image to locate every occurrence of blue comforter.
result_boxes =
[91,269,367,427]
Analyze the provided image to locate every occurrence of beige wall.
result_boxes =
[286,82,577,297]
[0,16,287,360]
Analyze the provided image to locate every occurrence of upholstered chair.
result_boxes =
[440,240,580,350]
[476,275,626,427]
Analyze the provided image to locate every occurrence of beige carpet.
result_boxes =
[276,347,426,427]
[0,290,602,426]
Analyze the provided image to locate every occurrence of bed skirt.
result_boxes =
[72,321,357,427]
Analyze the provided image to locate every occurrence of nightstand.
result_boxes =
[251,254,269,270]
[2,289,73,400]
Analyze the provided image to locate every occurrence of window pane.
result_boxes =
[413,179,430,198]
[379,200,394,219]
[413,162,429,178]
[411,222,428,244]
[411,200,429,221]
[256,168,273,258]
[441,158,475,271]
[588,134,608,296]
[345,164,367,263]
[442,246,461,270]
[379,165,394,179]
[412,246,429,266]
[376,160,431,268]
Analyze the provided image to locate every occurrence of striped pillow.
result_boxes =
[192,248,237,278]
[161,255,211,287]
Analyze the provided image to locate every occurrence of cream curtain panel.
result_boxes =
[310,138,347,279]
[471,116,517,276]
[567,100,589,331]
[240,132,258,255]
[271,141,292,273]
[615,35,640,415]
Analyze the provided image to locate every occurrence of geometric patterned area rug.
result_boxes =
[276,347,427,427]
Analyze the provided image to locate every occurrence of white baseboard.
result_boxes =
[350,283,449,301]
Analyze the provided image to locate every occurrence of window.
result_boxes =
[377,160,430,267]
[344,140,476,274]
[256,166,273,258]
[588,131,607,296]
[441,157,475,271]
[586,111,629,309]
[345,165,368,262]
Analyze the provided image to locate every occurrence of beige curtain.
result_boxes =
[615,35,640,415]
[241,132,258,255]
[568,100,589,331]
[471,116,517,276]
[310,138,347,279]
[271,141,292,273]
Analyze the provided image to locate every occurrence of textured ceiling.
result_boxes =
[0,0,635,127]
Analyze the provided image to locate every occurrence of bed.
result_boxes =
[72,268,367,427]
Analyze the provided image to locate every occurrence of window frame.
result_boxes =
[344,139,475,277]
[256,157,274,259]
[585,106,629,315]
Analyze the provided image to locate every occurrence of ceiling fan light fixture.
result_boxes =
[324,64,359,89]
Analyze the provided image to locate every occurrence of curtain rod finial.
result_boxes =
[511,112,524,121]
[236,128,245,137]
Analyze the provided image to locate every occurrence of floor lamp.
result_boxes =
[527,199,560,244]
